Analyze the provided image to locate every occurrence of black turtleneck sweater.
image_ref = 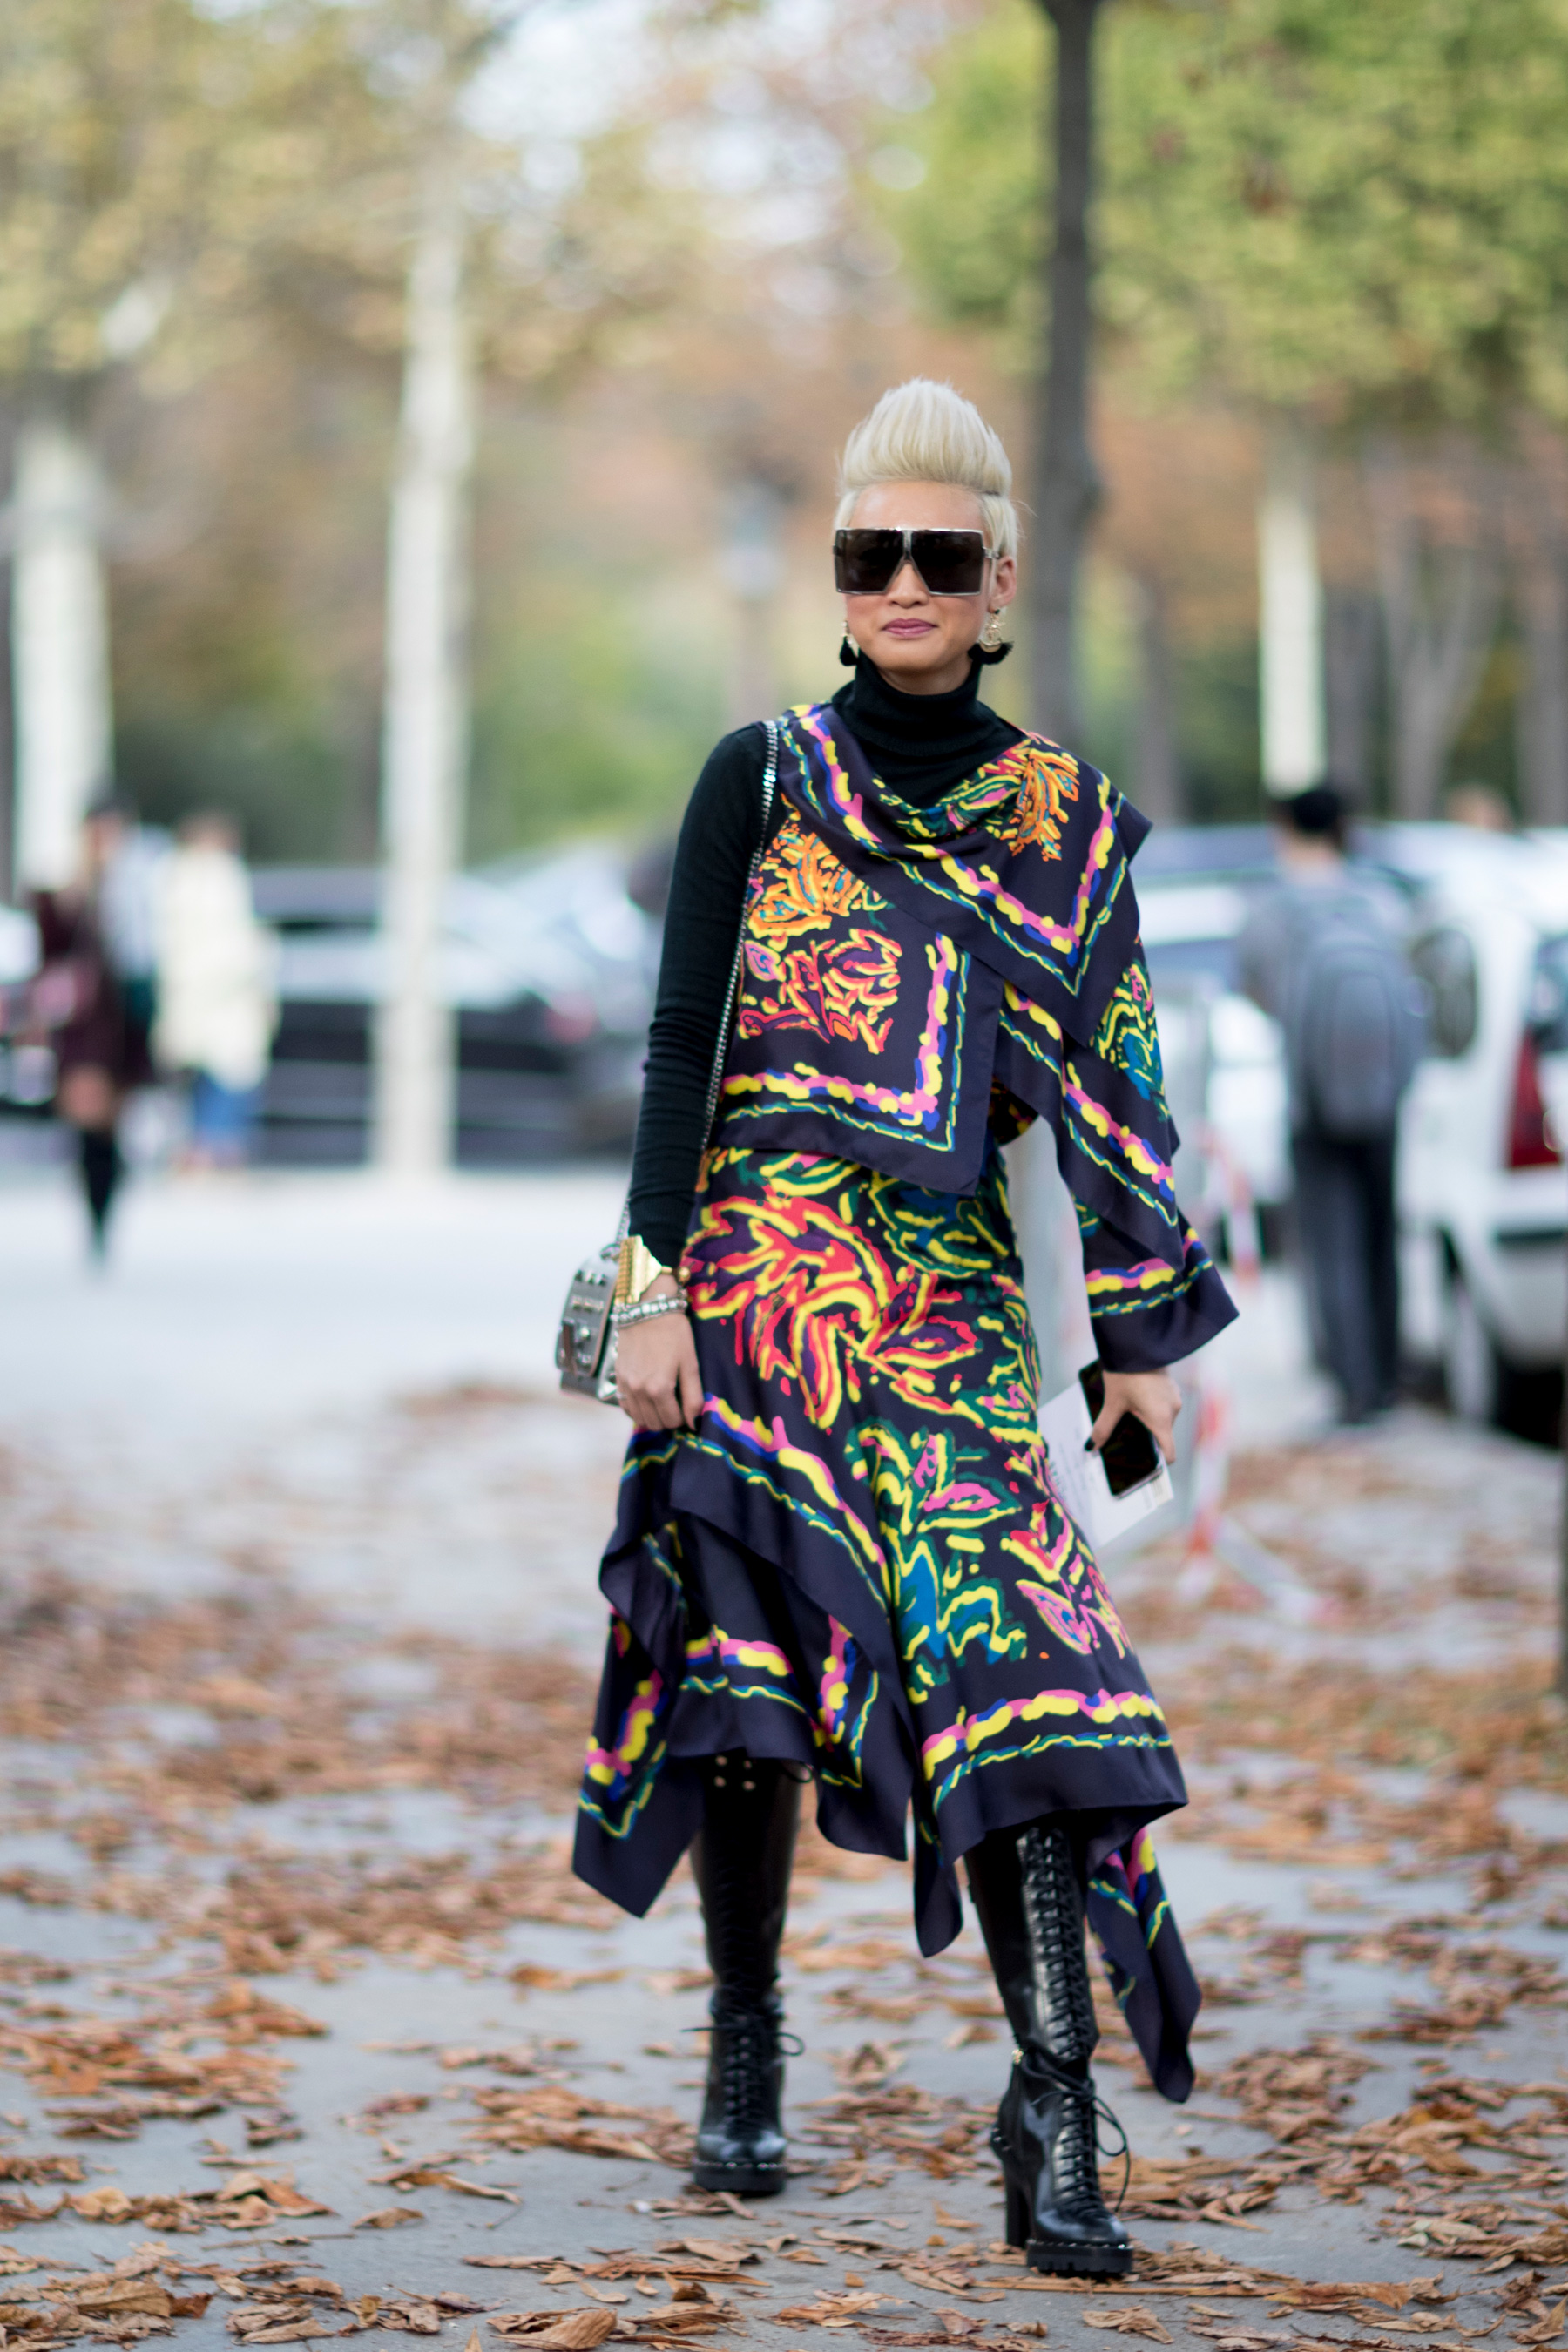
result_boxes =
[628,656,1024,1269]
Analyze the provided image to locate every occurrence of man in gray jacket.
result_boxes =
[1239,787,1420,1423]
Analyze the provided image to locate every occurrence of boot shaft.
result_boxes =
[965,1820,1098,2068]
[969,1820,1128,2274]
[78,1126,123,1240]
[689,1754,798,2199]
[690,1753,801,2004]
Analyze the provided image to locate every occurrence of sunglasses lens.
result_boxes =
[834,529,903,594]
[833,529,989,595]
[910,531,988,593]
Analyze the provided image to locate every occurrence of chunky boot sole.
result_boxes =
[691,2153,787,2197]
[1024,2229,1132,2278]
[1002,2151,1131,2276]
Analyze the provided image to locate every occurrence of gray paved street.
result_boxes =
[3,1163,1566,2352]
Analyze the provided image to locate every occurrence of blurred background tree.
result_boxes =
[884,0,1568,818]
[100,0,733,872]
[0,0,392,882]
[10,0,1568,875]
[105,0,959,865]
[0,0,260,887]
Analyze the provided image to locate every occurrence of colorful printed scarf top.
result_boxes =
[713,703,1211,1315]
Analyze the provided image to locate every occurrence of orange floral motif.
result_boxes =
[1006,743,1080,861]
[740,926,902,1054]
[750,807,884,942]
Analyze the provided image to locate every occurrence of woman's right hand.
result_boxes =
[615,1276,704,1429]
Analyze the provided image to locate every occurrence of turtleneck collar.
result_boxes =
[838,651,982,743]
[828,652,1020,808]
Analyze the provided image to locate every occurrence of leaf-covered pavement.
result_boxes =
[3,1362,1568,2352]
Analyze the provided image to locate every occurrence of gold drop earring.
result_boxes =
[979,610,1006,653]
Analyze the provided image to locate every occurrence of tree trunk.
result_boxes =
[1031,0,1103,746]
[1514,482,1568,827]
[1364,436,1502,821]
[10,410,112,890]
[1258,421,1325,797]
[1132,574,1181,821]
[1324,587,1380,801]
[374,173,473,1175]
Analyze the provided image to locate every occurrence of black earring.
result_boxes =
[839,633,858,668]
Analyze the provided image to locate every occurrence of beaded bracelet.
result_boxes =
[612,1291,689,1331]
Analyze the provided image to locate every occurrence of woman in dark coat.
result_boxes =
[572,381,1236,2273]
[30,804,152,1255]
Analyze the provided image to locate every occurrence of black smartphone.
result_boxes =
[1078,1362,1163,1498]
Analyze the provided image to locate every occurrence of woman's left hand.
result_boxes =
[1089,1369,1181,1463]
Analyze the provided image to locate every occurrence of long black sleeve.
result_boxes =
[626,724,779,1270]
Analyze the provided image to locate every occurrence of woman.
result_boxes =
[154,812,277,1170]
[30,801,153,1258]
[572,381,1235,2274]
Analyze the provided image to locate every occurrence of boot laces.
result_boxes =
[689,2011,802,2132]
[1025,2047,1132,2216]
[721,2009,775,2129]
[1017,1826,1099,2062]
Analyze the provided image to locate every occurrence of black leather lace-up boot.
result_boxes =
[966,1821,1132,2276]
[689,1751,801,2195]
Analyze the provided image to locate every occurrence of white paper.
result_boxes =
[1038,1374,1174,1553]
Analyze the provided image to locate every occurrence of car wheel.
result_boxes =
[1440,1267,1501,1425]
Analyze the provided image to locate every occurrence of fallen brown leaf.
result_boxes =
[1081,2309,1172,2342]
[774,2290,889,2327]
[489,2315,617,2349]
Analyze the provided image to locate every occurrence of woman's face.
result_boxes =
[841,480,1017,697]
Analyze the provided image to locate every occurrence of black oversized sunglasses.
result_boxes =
[834,526,993,597]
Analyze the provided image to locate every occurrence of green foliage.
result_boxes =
[1174,637,1263,823]
[469,580,726,857]
[882,5,1046,353]
[1079,564,1137,786]
[1101,0,1568,427]
[84,3,724,868]
[116,703,359,862]
[888,0,1568,428]
[0,0,387,395]
[1447,634,1524,808]
[0,0,220,383]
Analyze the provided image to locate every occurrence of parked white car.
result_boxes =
[1398,836,1568,1420]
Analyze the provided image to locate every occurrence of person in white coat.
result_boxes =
[153,814,278,1168]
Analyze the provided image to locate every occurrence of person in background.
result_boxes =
[1239,785,1423,1424]
[30,800,154,1258]
[1443,781,1515,833]
[95,799,166,1067]
[153,813,277,1169]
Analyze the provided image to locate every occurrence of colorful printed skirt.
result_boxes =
[572,1142,1200,2100]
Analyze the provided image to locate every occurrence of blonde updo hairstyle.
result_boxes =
[834,378,1019,561]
